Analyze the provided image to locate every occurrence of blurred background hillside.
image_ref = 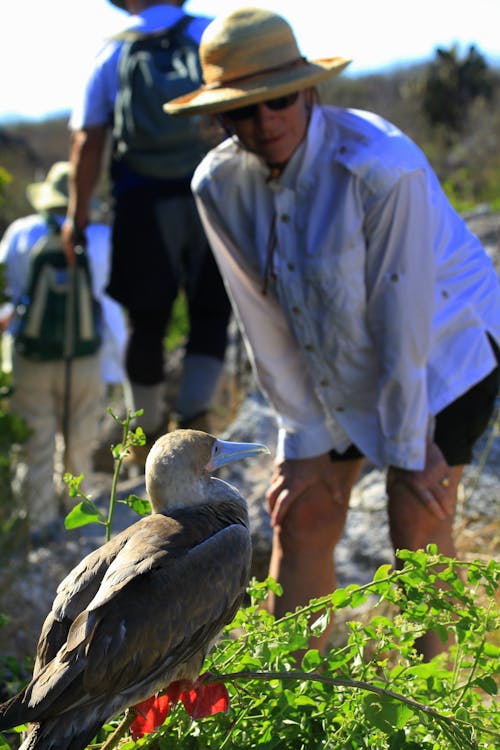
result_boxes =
[1,44,499,235]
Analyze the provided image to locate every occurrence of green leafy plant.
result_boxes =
[63,408,151,541]
[1,416,498,749]
[129,552,499,750]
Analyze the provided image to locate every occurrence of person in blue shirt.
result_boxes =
[165,7,500,659]
[62,1,231,465]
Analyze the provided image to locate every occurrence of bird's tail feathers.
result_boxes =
[0,690,31,732]
[16,716,102,750]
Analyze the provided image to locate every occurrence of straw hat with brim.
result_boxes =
[27,162,102,213]
[164,7,351,116]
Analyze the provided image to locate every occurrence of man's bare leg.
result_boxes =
[266,459,363,652]
[387,466,463,660]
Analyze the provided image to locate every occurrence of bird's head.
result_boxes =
[145,429,270,512]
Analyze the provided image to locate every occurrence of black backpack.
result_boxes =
[112,15,209,179]
[14,220,102,362]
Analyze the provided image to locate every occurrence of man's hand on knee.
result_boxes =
[266,453,344,527]
[387,441,455,521]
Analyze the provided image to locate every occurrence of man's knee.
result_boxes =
[387,490,454,552]
[279,487,348,552]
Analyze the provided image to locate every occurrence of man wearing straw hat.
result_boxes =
[0,162,125,545]
[165,7,500,659]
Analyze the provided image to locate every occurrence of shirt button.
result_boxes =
[442,290,449,298]
[390,273,399,282]
[320,378,329,387]
[335,406,345,412]
[291,306,301,314]
[281,213,291,223]
[287,262,295,271]
[304,343,314,351]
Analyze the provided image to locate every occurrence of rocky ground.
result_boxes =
[0,209,499,661]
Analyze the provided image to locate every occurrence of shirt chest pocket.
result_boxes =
[299,227,367,327]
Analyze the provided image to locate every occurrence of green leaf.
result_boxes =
[332,588,351,608]
[111,443,123,459]
[483,642,500,658]
[455,707,470,722]
[473,675,498,695]
[292,694,319,708]
[363,694,415,734]
[64,501,103,529]
[121,495,151,516]
[374,563,393,581]
[0,736,12,749]
[349,589,368,608]
[301,649,322,671]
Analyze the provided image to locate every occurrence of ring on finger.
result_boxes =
[439,476,450,488]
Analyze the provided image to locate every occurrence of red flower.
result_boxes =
[130,694,172,740]
[180,675,230,719]
[130,674,230,739]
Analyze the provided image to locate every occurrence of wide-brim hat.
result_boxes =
[164,7,351,116]
[27,162,102,213]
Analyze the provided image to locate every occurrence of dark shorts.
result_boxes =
[329,343,500,467]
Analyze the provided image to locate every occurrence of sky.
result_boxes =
[2,0,499,123]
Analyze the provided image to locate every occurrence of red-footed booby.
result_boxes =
[0,429,269,750]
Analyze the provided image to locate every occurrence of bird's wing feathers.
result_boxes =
[84,515,186,611]
[14,520,250,726]
[52,521,150,620]
[81,522,251,696]
[34,521,147,673]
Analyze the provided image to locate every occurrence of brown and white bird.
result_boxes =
[0,429,269,750]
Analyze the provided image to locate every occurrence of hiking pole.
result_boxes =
[62,232,85,475]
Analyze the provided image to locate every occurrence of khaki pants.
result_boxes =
[10,351,102,530]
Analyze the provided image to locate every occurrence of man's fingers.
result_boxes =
[270,487,292,527]
[389,473,448,521]
[434,483,456,517]
[412,486,447,521]
[266,475,286,512]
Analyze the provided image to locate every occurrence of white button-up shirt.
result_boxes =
[193,105,500,469]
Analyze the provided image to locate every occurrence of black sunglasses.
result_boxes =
[223,92,299,122]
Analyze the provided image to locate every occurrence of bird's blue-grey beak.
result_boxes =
[207,438,270,472]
